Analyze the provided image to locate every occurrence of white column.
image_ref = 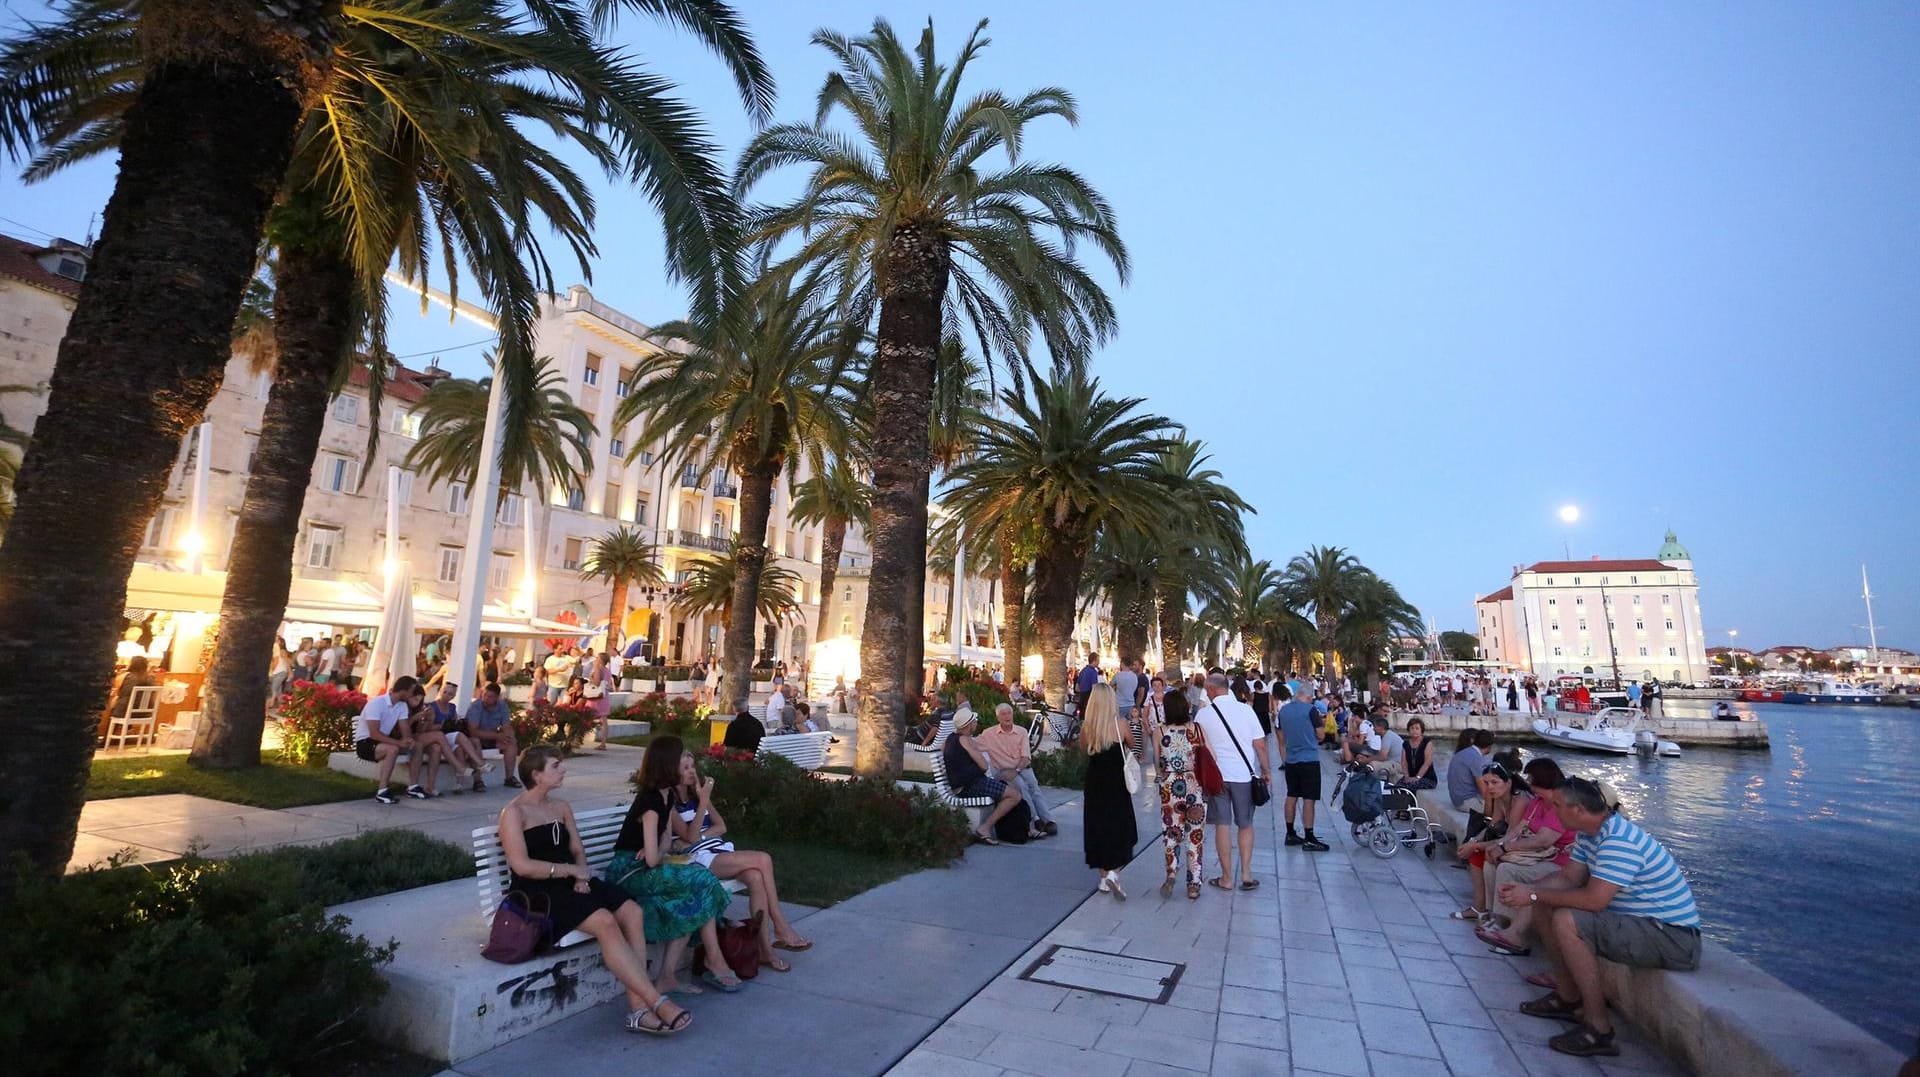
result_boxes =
[520,485,540,616]
[448,369,507,697]
[948,526,966,658]
[187,422,211,573]
[383,464,402,581]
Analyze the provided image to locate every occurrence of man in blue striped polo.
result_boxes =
[1498,775,1700,1059]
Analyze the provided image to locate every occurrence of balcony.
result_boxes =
[711,480,739,499]
[678,470,703,491]
[671,528,733,553]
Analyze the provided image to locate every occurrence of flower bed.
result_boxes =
[278,680,367,765]
[512,698,598,753]
[610,693,709,739]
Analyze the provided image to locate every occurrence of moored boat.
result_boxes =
[1741,687,1784,703]
[1534,708,1681,756]
[1781,677,1882,705]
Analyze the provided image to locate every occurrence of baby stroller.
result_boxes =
[1339,763,1438,859]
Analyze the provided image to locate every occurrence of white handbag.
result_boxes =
[1123,750,1142,795]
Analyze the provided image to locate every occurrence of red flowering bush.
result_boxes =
[517,698,597,753]
[277,680,366,764]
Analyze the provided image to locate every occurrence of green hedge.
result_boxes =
[1030,746,1089,790]
[0,829,473,1076]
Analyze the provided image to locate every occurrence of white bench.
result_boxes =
[471,804,743,948]
[908,717,954,755]
[755,730,833,770]
[927,743,997,829]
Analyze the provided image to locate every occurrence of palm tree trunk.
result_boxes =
[854,224,946,778]
[903,468,930,707]
[607,578,630,658]
[723,448,781,715]
[1117,591,1151,669]
[999,551,1026,688]
[1157,579,1187,680]
[193,244,354,768]
[1031,545,1086,710]
[814,515,846,639]
[0,8,317,877]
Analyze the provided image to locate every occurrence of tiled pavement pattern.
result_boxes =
[889,750,1685,1077]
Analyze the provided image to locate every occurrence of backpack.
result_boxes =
[994,799,1033,844]
[1341,772,1385,824]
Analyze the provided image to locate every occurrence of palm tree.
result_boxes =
[0,0,770,875]
[787,457,870,642]
[581,527,666,656]
[1081,526,1160,669]
[1336,573,1422,697]
[1281,545,1367,682]
[740,18,1127,776]
[1148,438,1250,679]
[944,375,1174,709]
[613,266,854,713]
[673,552,803,638]
[1200,554,1283,665]
[405,355,595,503]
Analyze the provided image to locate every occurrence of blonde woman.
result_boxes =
[1079,683,1138,899]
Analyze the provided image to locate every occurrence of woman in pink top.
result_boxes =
[1477,758,1575,956]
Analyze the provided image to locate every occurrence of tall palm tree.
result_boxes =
[1336,572,1422,697]
[673,551,803,638]
[1200,554,1283,664]
[613,266,854,713]
[1081,525,1160,669]
[1281,545,1366,682]
[0,0,769,876]
[1149,438,1250,679]
[740,18,1127,776]
[944,375,1174,709]
[404,355,595,503]
[580,527,666,656]
[787,457,869,642]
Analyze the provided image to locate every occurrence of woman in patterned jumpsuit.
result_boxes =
[1156,688,1209,899]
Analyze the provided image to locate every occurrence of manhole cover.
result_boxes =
[1017,945,1185,1004]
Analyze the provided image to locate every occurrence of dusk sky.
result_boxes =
[3,3,1914,649]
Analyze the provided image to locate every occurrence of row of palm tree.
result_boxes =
[0,0,775,881]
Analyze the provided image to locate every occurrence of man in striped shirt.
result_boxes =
[1497,776,1700,1058]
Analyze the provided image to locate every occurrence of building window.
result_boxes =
[839,614,853,637]
[583,352,602,386]
[1634,619,1644,631]
[143,506,178,551]
[317,453,357,493]
[633,497,649,526]
[1552,646,1563,657]
[449,482,469,515]
[712,510,724,536]
[489,552,514,589]
[437,545,462,583]
[567,486,586,512]
[1545,577,1554,585]
[615,368,633,397]
[398,410,422,438]
[1632,594,1642,607]
[392,469,415,505]
[1574,596,1584,606]
[1668,647,1678,657]
[1665,619,1675,630]
[1547,597,1556,606]
[843,586,853,602]
[1577,619,1587,632]
[498,493,524,527]
[331,395,359,424]
[610,437,625,458]
[307,526,342,569]
[1661,593,1672,605]
[1631,575,1639,584]
[604,482,622,517]
[562,537,583,571]
[1573,577,1581,585]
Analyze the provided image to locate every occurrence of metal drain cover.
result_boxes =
[1017,945,1185,1004]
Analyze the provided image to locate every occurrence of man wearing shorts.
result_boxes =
[1272,687,1329,851]
[464,682,521,789]
[1194,673,1271,888]
[941,710,1032,844]
[355,675,422,804]
[1500,776,1700,1060]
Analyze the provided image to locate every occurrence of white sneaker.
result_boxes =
[1097,875,1112,893]
[1107,871,1127,901]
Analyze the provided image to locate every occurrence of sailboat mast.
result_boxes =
[1861,564,1879,661]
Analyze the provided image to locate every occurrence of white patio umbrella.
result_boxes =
[363,562,416,696]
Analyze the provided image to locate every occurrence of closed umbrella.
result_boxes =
[364,563,416,696]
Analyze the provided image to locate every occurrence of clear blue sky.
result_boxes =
[4,2,1916,649]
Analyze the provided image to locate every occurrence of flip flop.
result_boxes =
[1238,879,1260,891]
[760,955,792,973]
[771,938,812,952]
[1208,877,1235,892]
[701,969,745,993]
[973,831,1001,846]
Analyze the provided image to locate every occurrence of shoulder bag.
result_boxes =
[1122,748,1142,795]
[1191,724,1225,797]
[480,891,553,964]
[1210,703,1272,807]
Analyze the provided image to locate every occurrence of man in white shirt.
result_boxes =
[1194,672,1272,890]
[316,636,342,683]
[356,675,424,804]
[543,647,575,701]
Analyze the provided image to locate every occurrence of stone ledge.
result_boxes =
[1412,791,1899,1076]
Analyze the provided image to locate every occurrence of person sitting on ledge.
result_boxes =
[942,709,1026,845]
[1502,775,1700,1059]
[977,702,1058,836]
[720,709,764,754]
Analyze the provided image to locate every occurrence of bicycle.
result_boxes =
[1023,700,1080,753]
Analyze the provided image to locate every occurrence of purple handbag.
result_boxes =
[481,891,553,963]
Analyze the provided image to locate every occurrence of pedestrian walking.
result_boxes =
[1080,683,1138,900]
[1155,688,1209,899]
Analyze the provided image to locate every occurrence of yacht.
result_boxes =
[1781,678,1882,705]
[1534,707,1681,756]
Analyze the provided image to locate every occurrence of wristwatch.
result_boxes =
[1529,891,1539,905]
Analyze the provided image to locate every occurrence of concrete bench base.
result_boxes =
[328,748,504,788]
[1415,790,1898,1075]
[331,877,750,1062]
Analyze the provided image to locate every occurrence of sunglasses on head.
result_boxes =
[1481,762,1510,779]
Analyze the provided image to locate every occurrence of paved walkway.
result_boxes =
[888,750,1685,1077]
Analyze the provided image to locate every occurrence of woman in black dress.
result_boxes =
[498,746,691,1036]
[1079,683,1138,900]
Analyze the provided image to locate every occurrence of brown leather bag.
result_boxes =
[699,912,763,980]
[480,891,552,964]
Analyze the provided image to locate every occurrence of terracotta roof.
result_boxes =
[1520,559,1676,575]
[345,360,446,405]
[1478,586,1514,602]
[0,233,83,299]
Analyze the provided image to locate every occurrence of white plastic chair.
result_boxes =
[161,710,199,750]
[105,684,162,751]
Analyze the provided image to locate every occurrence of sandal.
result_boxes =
[772,937,812,952]
[1448,906,1486,921]
[973,830,1001,846]
[1549,1025,1620,1057]
[1519,992,1585,1023]
[701,969,744,993]
[1478,928,1531,957]
[760,955,792,973]
[1161,877,1176,898]
[1238,878,1260,891]
[1187,883,1202,900]
[1524,971,1558,989]
[627,999,692,1036]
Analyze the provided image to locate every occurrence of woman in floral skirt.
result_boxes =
[1156,688,1209,899]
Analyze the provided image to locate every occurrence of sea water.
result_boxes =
[1493,701,1920,1051]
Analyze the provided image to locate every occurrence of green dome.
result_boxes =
[1657,529,1691,561]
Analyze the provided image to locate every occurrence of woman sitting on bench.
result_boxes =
[669,747,814,970]
[497,747,689,1036]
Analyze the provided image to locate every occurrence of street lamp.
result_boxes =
[1726,629,1738,676]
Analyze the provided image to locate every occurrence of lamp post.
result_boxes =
[1726,628,1738,676]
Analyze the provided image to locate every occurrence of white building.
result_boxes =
[1474,530,1710,684]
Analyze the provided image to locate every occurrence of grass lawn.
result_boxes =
[730,830,924,908]
[607,732,655,748]
[88,753,372,808]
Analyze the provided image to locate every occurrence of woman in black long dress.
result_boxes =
[498,746,691,1036]
[1079,683,1138,900]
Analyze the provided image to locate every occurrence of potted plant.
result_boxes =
[501,667,535,704]
[751,663,777,694]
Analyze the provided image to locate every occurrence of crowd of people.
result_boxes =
[942,652,1702,1062]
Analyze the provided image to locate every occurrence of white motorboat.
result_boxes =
[1534,707,1681,756]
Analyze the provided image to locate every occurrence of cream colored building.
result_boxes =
[0,234,87,446]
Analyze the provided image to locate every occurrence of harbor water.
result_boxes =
[1476,700,1920,1051]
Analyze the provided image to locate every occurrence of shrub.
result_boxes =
[636,748,972,866]
[1030,746,1089,790]
[954,678,1011,719]
[224,829,472,906]
[501,668,534,687]
[0,845,404,1076]
[277,680,366,764]
[661,665,693,681]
